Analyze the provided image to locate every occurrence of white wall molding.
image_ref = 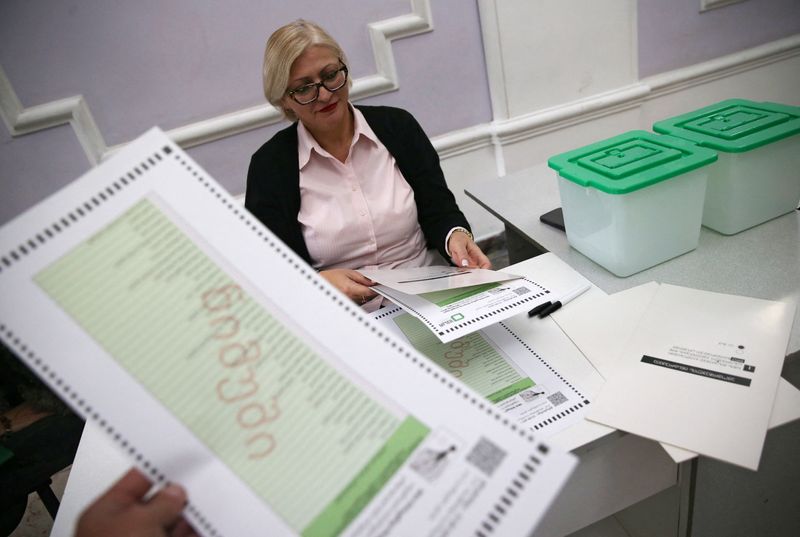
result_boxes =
[361,0,433,98]
[431,33,800,156]
[495,33,800,146]
[492,84,649,145]
[432,123,493,158]
[0,65,107,165]
[0,0,433,164]
[476,0,509,121]
[700,0,747,13]
[645,34,800,97]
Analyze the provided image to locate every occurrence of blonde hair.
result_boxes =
[263,19,350,121]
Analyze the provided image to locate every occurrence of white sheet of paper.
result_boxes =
[0,128,577,537]
[554,282,800,464]
[661,377,800,463]
[373,277,552,343]
[358,265,521,295]
[587,284,795,470]
[767,378,800,428]
[553,282,659,379]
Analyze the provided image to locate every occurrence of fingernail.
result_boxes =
[162,484,187,502]
[461,259,468,267]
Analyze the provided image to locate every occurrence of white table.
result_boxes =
[465,165,800,536]
[465,163,800,356]
[52,253,684,537]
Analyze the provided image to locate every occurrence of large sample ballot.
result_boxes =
[0,129,576,537]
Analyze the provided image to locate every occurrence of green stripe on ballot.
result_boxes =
[394,313,533,403]
[302,416,429,537]
[419,282,501,307]
[487,377,534,404]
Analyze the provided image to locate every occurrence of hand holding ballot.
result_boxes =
[319,268,377,306]
[76,468,196,537]
[446,228,492,269]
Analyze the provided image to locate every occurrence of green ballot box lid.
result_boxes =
[547,130,718,194]
[652,99,800,153]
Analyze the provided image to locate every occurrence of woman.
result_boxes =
[246,20,490,310]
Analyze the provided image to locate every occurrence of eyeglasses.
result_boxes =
[286,64,349,105]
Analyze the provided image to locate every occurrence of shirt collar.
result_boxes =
[297,104,378,169]
[352,106,380,147]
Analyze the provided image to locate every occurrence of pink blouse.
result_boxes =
[296,107,442,310]
[297,107,440,269]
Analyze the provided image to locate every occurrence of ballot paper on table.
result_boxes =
[552,282,660,379]
[0,128,577,537]
[553,282,800,463]
[371,304,603,438]
[359,266,551,343]
[586,283,795,470]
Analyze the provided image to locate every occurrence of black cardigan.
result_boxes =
[245,105,470,266]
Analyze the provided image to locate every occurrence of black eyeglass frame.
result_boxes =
[286,63,349,105]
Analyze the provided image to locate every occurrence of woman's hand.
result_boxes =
[76,468,197,537]
[448,231,492,269]
[319,269,377,305]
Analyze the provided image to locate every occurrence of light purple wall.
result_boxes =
[0,1,491,224]
[638,0,800,77]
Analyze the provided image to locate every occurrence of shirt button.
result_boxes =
[352,186,358,191]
